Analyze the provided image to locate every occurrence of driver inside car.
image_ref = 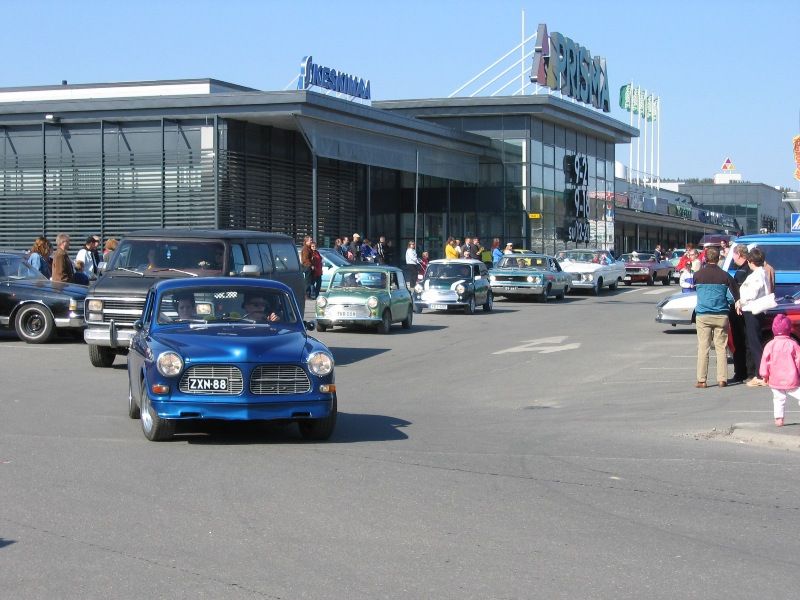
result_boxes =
[174,293,198,321]
[242,293,281,322]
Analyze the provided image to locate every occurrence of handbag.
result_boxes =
[745,292,777,315]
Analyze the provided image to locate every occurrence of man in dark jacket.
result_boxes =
[729,244,751,382]
[51,232,74,283]
[693,246,739,388]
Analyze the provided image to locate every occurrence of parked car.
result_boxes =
[728,233,800,297]
[620,252,673,286]
[488,253,571,301]
[655,291,697,327]
[315,265,413,333]
[127,278,336,441]
[414,259,492,314]
[85,229,305,368]
[555,249,625,295]
[318,248,350,290]
[0,251,87,343]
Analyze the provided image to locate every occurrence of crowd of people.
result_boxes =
[25,233,118,285]
[691,243,800,428]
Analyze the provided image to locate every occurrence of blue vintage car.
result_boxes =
[127,278,336,441]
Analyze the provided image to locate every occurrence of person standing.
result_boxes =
[491,238,503,267]
[350,233,362,262]
[729,244,751,382]
[504,242,514,255]
[51,233,74,283]
[404,241,418,288]
[310,241,323,299]
[736,247,771,387]
[759,314,800,427]
[693,246,739,388]
[375,236,387,265]
[418,251,430,279]
[27,236,52,279]
[444,237,458,259]
[300,235,313,297]
[103,238,118,261]
[454,239,463,258]
[75,235,100,280]
[462,237,473,259]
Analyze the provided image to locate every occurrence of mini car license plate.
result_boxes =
[504,286,518,291]
[187,377,229,391]
[430,304,448,310]
[335,310,357,318]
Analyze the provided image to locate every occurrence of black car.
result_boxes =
[0,252,87,343]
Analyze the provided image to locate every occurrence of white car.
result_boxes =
[555,249,625,295]
[656,291,696,326]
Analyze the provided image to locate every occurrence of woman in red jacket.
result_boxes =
[310,241,324,299]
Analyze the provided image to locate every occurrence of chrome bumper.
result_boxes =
[84,322,135,347]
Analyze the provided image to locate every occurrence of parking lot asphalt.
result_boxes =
[4,283,800,599]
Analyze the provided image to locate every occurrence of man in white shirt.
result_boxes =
[75,236,100,280]
[404,241,419,289]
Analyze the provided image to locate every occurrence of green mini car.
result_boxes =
[315,266,414,334]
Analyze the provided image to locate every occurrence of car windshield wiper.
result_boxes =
[112,267,145,276]
[151,268,198,277]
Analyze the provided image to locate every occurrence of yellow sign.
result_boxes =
[721,157,735,171]
[794,135,800,181]
[528,212,542,219]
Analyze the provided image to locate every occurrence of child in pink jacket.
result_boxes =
[759,314,800,426]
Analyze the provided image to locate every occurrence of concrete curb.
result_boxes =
[723,422,800,451]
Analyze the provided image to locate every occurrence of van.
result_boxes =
[84,229,305,367]
[723,233,800,297]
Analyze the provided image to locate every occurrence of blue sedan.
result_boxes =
[127,278,337,441]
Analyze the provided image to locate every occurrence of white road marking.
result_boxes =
[640,367,694,370]
[643,288,677,295]
[493,336,580,355]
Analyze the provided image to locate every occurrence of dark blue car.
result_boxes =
[127,278,336,441]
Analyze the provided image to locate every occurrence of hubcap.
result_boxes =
[141,392,153,432]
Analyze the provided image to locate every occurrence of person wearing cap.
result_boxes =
[759,314,800,427]
[75,235,100,280]
[350,233,362,262]
[504,242,514,255]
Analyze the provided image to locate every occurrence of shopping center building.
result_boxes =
[0,71,733,257]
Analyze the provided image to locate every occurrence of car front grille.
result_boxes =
[492,274,527,282]
[98,298,146,325]
[179,365,245,395]
[250,365,311,395]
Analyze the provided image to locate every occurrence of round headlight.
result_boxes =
[307,351,334,376]
[414,284,423,293]
[156,351,183,377]
[316,296,327,308]
[367,296,379,309]
[526,275,534,283]
[489,275,496,282]
[455,283,465,295]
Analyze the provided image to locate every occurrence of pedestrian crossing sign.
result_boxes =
[792,213,800,232]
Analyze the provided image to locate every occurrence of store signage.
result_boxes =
[564,154,591,243]
[298,55,371,101]
[793,135,800,181]
[721,157,735,172]
[530,24,610,112]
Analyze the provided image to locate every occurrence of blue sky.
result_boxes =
[4,0,799,189]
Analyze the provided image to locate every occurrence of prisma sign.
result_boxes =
[530,24,610,113]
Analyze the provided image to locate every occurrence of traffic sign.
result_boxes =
[792,213,800,232]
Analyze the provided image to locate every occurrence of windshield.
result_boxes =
[157,286,299,325]
[425,264,472,279]
[498,255,548,269]
[0,255,47,281]
[561,251,613,264]
[330,271,387,290]
[110,240,226,275]
[320,249,350,267]
[621,253,654,262]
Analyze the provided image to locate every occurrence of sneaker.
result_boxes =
[775,418,784,427]
[746,377,766,387]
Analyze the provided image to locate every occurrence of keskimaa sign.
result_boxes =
[530,24,610,113]
[298,55,371,101]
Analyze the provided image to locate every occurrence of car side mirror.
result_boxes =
[305,320,316,331]
[241,264,261,277]
[133,319,144,331]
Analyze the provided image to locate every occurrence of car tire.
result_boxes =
[540,284,551,303]
[298,396,337,441]
[609,280,619,290]
[317,322,328,332]
[592,278,603,296]
[483,291,493,312]
[662,273,671,285]
[127,378,140,419]
[557,285,567,300]
[377,310,392,334]
[402,307,413,329]
[88,344,116,368]
[465,297,476,314]
[140,378,174,441]
[14,304,55,344]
